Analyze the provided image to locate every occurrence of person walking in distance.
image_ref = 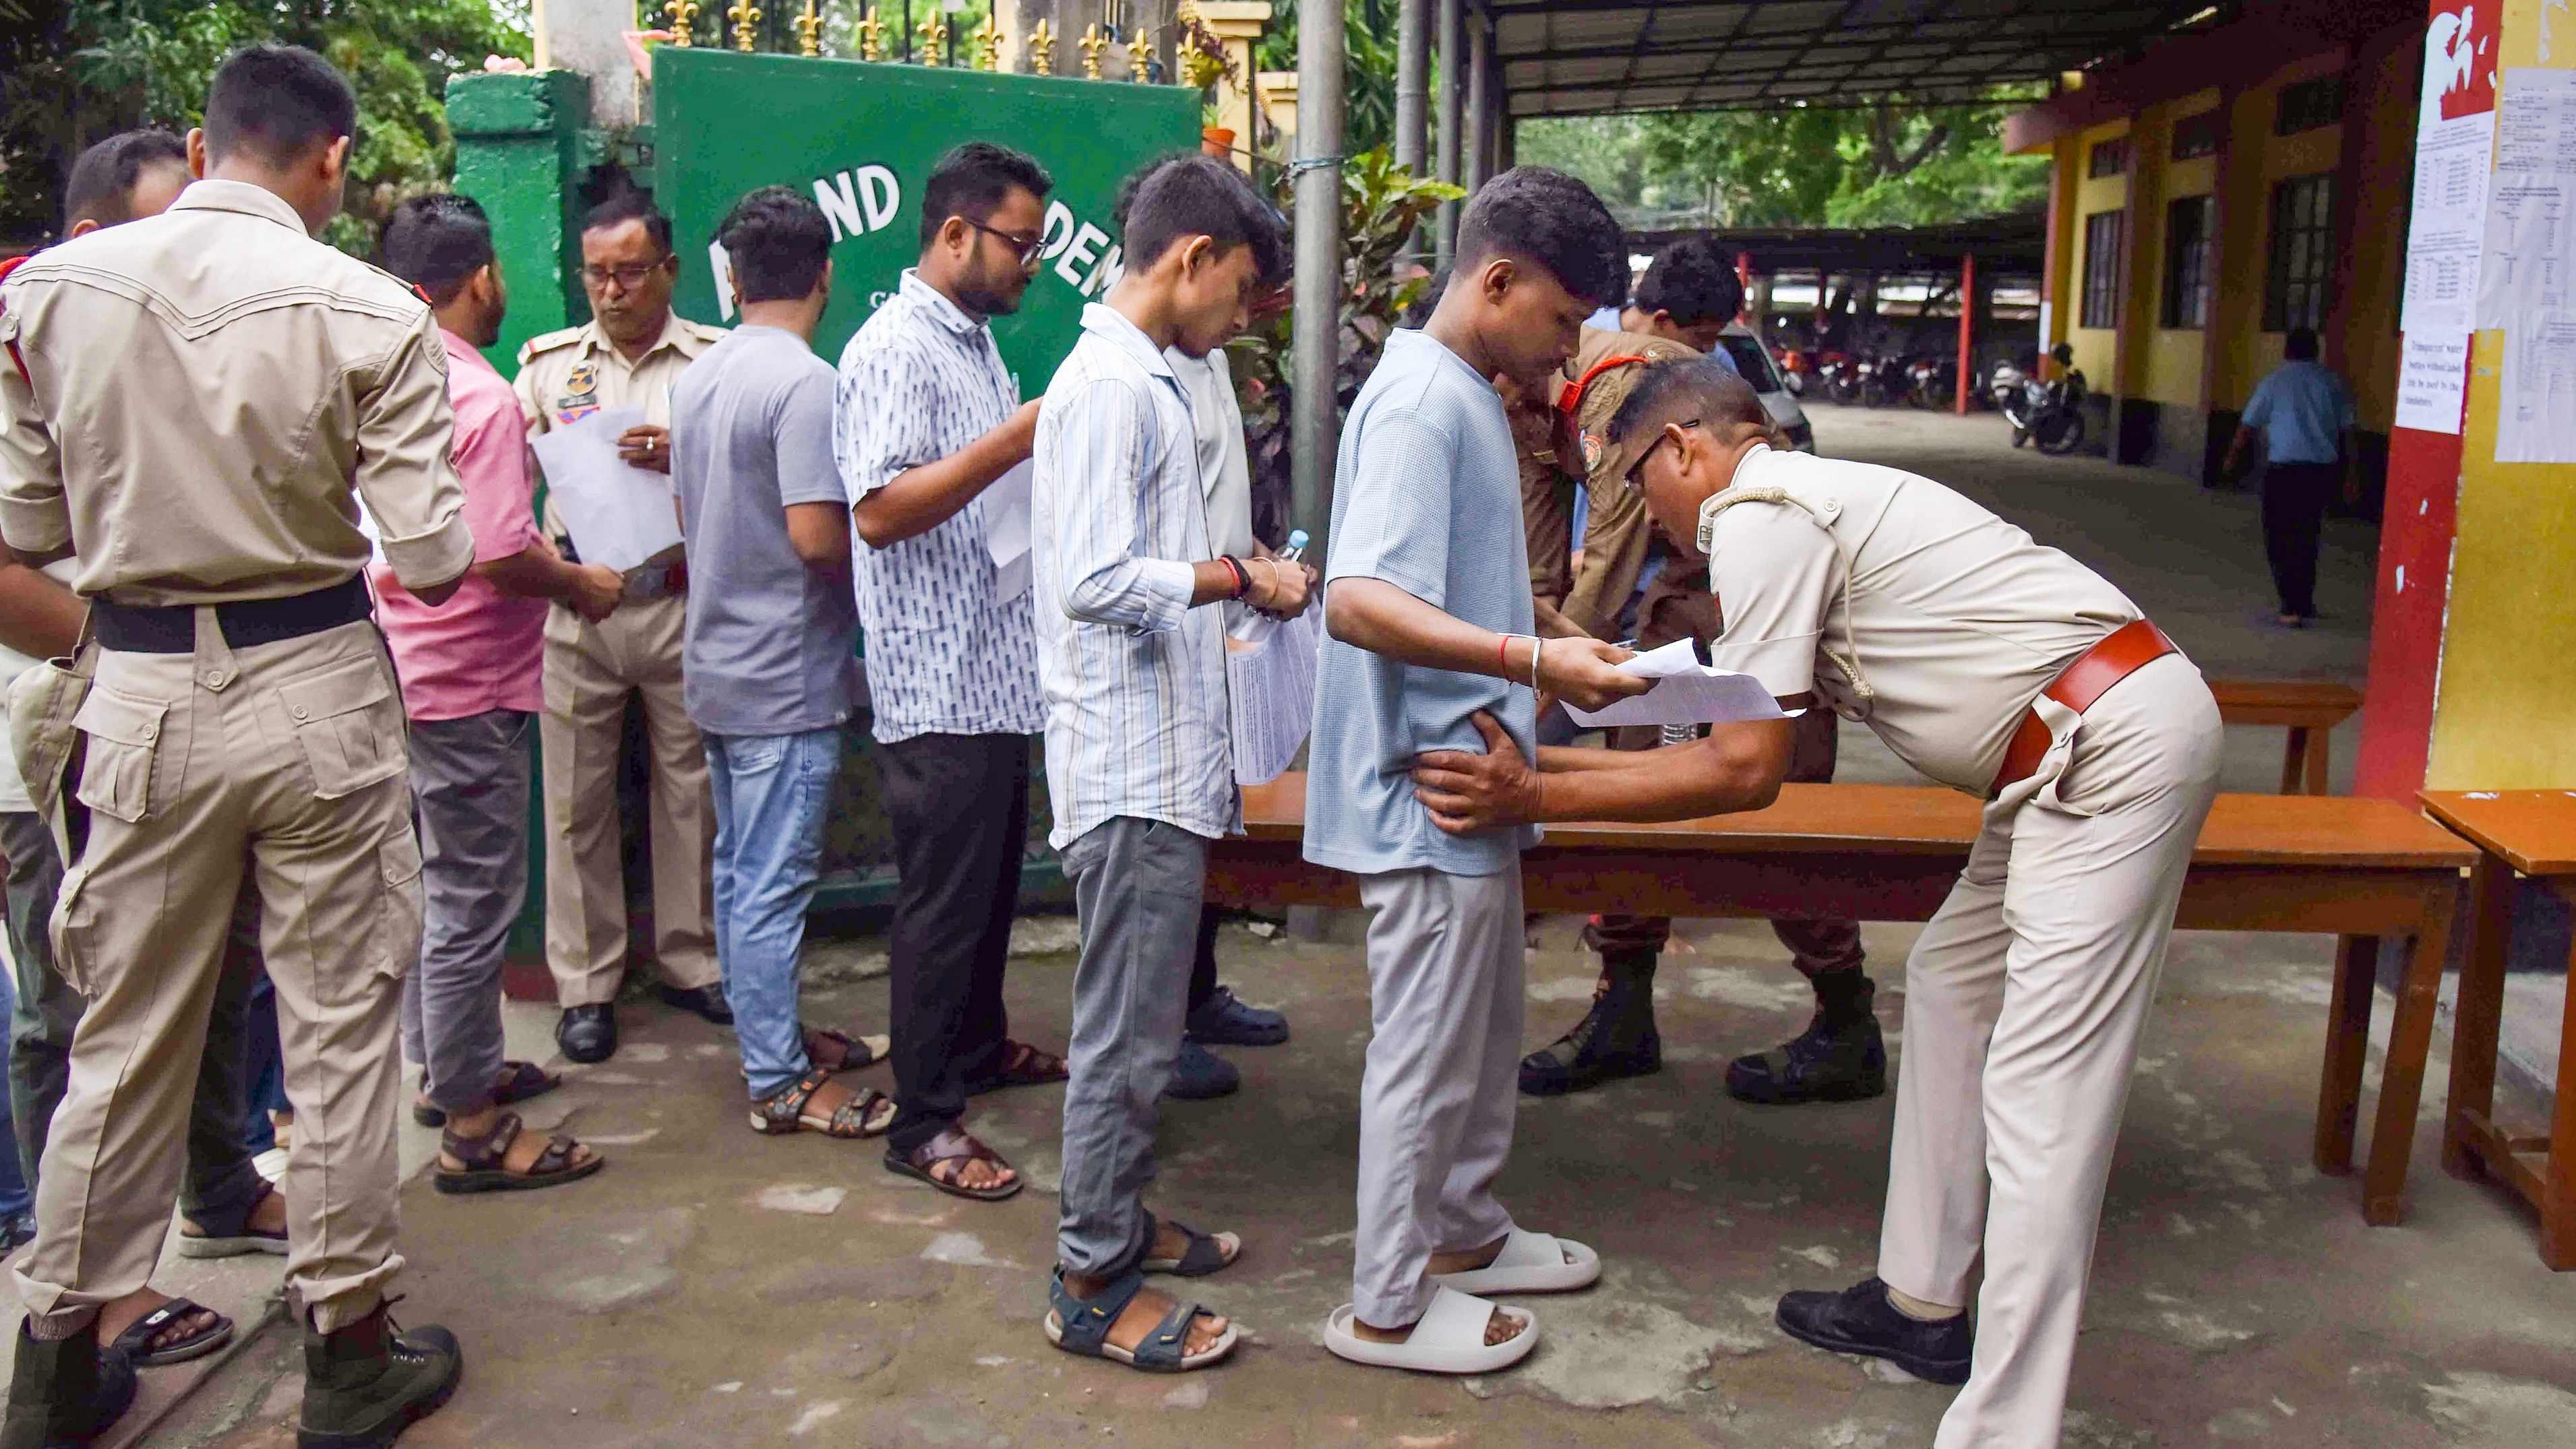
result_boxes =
[514,182,728,1065]
[2223,326,2356,628]
[378,191,618,1198]
[0,45,474,1448]
[836,143,1074,1201]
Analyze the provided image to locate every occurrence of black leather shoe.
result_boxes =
[555,1004,616,1065]
[1518,987,1660,1097]
[1185,985,1289,1047]
[1160,1041,1241,1101]
[1775,1277,1971,1385]
[1725,1007,1887,1105]
[656,983,734,1026]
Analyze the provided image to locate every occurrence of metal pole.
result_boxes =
[1955,251,1975,414]
[1395,0,1430,261]
[1292,0,1347,553]
[1465,10,1491,191]
[1435,0,1461,265]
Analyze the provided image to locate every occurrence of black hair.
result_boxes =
[580,173,675,256]
[62,130,188,231]
[1633,237,1742,329]
[202,45,357,165]
[1607,357,1769,448]
[1116,153,1288,286]
[1453,166,1627,309]
[920,142,1053,250]
[718,185,832,303]
[382,193,495,305]
[2284,326,2320,361]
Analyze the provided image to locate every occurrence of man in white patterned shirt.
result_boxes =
[1031,155,1309,1375]
[836,143,1071,1202]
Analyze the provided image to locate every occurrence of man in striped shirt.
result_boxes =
[1031,154,1306,1374]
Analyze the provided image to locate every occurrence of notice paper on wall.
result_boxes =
[1563,638,1796,730]
[2402,108,2496,338]
[2394,332,2473,434]
[2474,69,2576,329]
[528,405,685,574]
[2497,310,2576,463]
[1227,596,1326,785]
[983,459,1034,603]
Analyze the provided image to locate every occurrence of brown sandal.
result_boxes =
[885,1126,1023,1202]
[413,1059,561,1128]
[750,1066,894,1138]
[968,1040,1068,1095]
[433,1111,604,1195]
[801,1026,888,1074]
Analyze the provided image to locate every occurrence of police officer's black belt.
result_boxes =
[93,576,374,654]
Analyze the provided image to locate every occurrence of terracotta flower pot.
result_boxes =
[1201,127,1237,159]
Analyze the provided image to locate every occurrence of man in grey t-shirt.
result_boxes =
[671,189,887,1141]
[1308,170,1647,1376]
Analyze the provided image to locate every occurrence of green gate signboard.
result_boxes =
[652,48,1198,388]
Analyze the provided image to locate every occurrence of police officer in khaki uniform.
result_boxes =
[1413,357,2221,1449]
[0,47,469,1446]
[1510,307,1877,1108]
[512,187,725,1065]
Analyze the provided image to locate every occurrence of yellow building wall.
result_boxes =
[2141,133,2218,408]
[2209,53,2348,412]
[2067,121,2129,382]
[2427,3,2576,788]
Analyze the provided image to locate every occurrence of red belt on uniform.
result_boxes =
[1987,619,2179,799]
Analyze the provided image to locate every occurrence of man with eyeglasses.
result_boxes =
[832,142,1071,1202]
[513,180,729,1065]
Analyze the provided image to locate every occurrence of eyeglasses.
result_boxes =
[1625,418,1701,493]
[581,259,673,291]
[963,217,1047,268]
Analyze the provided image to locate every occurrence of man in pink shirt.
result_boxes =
[377,194,621,1194]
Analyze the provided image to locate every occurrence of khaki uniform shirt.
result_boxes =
[0,181,473,604]
[1510,326,1697,640]
[512,312,724,549]
[1704,446,2141,794]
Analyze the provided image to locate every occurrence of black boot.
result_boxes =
[1,1319,137,1449]
[1725,973,1887,1105]
[1519,952,1661,1097]
[297,1300,463,1449]
[1775,1276,1971,1384]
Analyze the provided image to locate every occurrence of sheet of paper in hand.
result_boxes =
[1563,637,1796,729]
[528,405,684,574]
[984,458,1034,602]
[1228,592,1327,785]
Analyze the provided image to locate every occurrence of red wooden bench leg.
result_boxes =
[2364,880,2461,1225]
[2315,933,2377,1175]
[2279,728,2308,795]
[2444,853,2513,1179]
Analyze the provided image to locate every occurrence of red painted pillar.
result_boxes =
[1955,252,1976,414]
[1736,250,1752,321]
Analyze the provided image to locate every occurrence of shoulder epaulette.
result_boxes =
[518,325,588,365]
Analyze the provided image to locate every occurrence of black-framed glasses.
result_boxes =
[1625,417,1701,492]
[580,258,674,291]
[963,217,1046,268]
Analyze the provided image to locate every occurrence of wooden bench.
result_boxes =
[1209,776,2474,1227]
[2210,679,2364,795]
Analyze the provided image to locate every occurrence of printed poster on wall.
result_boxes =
[2473,67,2576,331]
[2397,0,2499,435]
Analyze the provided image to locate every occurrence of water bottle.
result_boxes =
[1228,530,1310,642]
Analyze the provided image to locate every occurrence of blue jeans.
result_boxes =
[706,727,840,1100]
[0,969,30,1221]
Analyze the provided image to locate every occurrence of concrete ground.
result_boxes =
[16,408,2576,1448]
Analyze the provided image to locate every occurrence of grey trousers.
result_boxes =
[1,808,265,1223]
[1056,817,1208,1277]
[1353,865,1525,1326]
[399,710,533,1115]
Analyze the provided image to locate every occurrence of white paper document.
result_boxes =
[527,405,683,574]
[1227,598,1326,785]
[2393,332,2473,434]
[2401,109,2496,337]
[983,459,1034,603]
[2474,69,2576,329]
[1562,638,1795,730]
[2497,310,2576,463]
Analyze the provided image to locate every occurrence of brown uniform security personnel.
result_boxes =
[512,187,726,1065]
[0,46,468,1448]
[1510,322,1877,1106]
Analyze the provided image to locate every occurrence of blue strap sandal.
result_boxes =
[1043,1266,1239,1372]
[1137,1212,1239,1277]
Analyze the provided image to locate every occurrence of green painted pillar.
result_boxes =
[448,68,594,373]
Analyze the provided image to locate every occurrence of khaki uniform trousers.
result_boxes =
[541,592,717,1006]
[1877,654,2221,1449]
[13,615,415,1335]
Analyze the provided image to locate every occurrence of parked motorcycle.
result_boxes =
[1904,355,1955,410]
[1990,354,2087,454]
[1853,352,1906,408]
[1817,351,1862,406]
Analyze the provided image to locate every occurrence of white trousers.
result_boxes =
[1353,865,1525,1326]
[1879,654,2221,1449]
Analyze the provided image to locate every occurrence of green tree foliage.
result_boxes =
[1254,0,1399,158]
[1,1,531,251]
[1517,98,2048,230]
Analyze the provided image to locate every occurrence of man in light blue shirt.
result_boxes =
[1031,154,1308,1376]
[1308,168,1648,1376]
[2225,326,2355,625]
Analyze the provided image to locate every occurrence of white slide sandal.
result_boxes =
[1430,1228,1602,1295]
[1323,1286,1538,1375]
